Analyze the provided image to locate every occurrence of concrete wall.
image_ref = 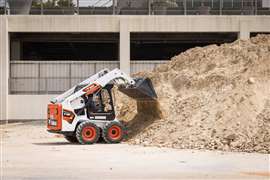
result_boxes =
[8,95,55,120]
[7,16,120,32]
[7,15,270,34]
[1,15,270,120]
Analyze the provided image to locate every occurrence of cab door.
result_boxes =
[88,85,115,121]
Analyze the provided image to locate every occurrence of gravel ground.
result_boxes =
[1,121,269,180]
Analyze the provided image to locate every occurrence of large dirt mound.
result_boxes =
[116,35,270,153]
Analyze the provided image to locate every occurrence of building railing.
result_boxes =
[1,0,270,16]
[10,60,119,94]
[131,60,167,74]
[9,60,168,94]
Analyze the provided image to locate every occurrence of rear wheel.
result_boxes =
[64,135,78,143]
[102,121,124,143]
[76,121,100,144]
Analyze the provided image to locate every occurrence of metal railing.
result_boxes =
[0,0,269,15]
[9,60,168,94]
[131,60,167,74]
[9,60,119,94]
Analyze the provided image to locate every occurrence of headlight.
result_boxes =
[63,111,72,117]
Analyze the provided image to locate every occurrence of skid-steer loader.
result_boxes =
[47,68,157,144]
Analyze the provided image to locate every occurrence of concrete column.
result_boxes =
[239,20,250,40]
[0,16,9,120]
[120,18,130,75]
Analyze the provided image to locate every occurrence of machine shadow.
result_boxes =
[33,138,110,146]
[33,142,73,146]
[124,100,163,140]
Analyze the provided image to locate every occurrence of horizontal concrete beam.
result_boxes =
[6,15,270,33]
[7,15,120,32]
[125,16,270,33]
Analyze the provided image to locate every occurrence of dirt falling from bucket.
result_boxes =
[124,101,163,140]
[116,34,270,153]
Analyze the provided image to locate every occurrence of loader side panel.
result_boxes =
[47,104,62,131]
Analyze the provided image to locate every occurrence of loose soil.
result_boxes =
[116,34,270,153]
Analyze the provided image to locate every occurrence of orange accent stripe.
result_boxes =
[83,83,101,96]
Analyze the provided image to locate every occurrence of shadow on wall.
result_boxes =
[124,100,163,140]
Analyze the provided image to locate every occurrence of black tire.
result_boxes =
[102,121,124,143]
[76,121,100,144]
[64,135,78,143]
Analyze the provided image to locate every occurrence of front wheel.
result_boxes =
[102,121,124,143]
[76,121,100,144]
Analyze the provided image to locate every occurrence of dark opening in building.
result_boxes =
[250,32,270,37]
[10,33,119,61]
[130,32,238,60]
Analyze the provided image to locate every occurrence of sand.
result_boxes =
[116,34,270,153]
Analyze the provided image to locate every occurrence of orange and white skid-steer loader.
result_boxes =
[47,68,157,144]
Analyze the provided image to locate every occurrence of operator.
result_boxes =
[85,94,96,114]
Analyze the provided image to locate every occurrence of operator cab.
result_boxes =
[88,84,115,120]
[74,84,115,121]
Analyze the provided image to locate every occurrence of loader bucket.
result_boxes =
[119,78,157,101]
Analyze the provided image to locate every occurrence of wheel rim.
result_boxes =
[108,125,122,140]
[82,126,96,142]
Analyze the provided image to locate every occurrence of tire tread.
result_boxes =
[76,121,100,144]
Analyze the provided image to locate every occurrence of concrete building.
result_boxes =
[0,1,270,121]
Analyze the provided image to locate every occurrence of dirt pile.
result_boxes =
[116,34,270,153]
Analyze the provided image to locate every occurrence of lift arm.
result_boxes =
[63,68,136,103]
[51,68,110,104]
[53,68,156,108]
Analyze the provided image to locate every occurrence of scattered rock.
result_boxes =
[248,77,256,84]
[225,134,237,142]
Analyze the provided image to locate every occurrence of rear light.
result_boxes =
[48,119,57,126]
